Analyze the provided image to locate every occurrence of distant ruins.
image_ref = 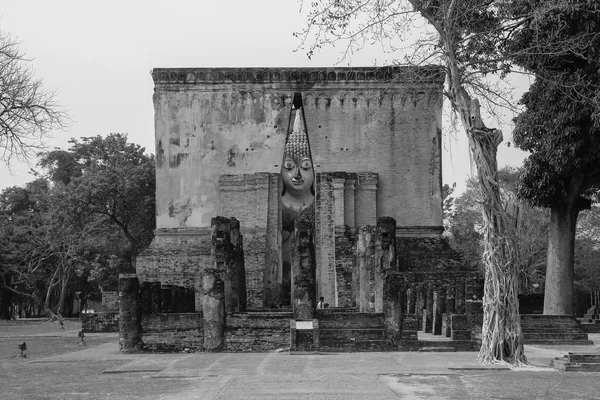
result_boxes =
[119,67,483,352]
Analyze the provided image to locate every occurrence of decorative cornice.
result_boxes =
[151,66,444,86]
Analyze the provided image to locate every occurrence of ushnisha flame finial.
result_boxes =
[285,93,310,160]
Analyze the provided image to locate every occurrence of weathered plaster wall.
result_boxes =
[151,67,444,231]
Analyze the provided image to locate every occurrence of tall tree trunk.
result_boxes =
[544,204,578,315]
[451,88,524,364]
[57,271,70,316]
[45,267,60,313]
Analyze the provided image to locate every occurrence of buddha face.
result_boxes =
[281,155,314,198]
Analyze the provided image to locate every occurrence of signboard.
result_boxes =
[295,321,314,330]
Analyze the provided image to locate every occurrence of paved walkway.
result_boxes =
[3,322,600,399]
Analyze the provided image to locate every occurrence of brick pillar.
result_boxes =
[119,273,142,353]
[425,282,434,333]
[264,173,281,309]
[211,216,233,315]
[202,269,225,351]
[344,174,356,227]
[375,217,396,313]
[356,225,376,312]
[315,173,335,308]
[292,215,316,321]
[243,174,258,228]
[355,173,378,226]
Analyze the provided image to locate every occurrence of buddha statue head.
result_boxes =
[281,106,314,204]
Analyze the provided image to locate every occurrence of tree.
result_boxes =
[0,179,74,319]
[297,0,529,363]
[510,0,600,315]
[40,133,156,274]
[0,29,68,163]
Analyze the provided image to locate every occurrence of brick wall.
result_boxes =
[136,230,211,312]
[142,313,203,352]
[81,312,119,332]
[225,312,291,351]
[335,226,356,307]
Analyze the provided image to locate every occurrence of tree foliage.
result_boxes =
[40,133,156,272]
[0,29,69,163]
[0,134,155,320]
[509,0,600,314]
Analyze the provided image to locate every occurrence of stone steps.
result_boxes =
[318,339,392,352]
[552,353,600,372]
[320,328,387,341]
[523,333,589,340]
[520,314,592,345]
[419,346,456,352]
[317,312,391,351]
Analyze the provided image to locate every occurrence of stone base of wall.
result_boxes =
[142,313,203,352]
[226,311,292,352]
[81,312,119,332]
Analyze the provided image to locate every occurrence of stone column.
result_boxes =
[383,274,402,348]
[425,282,434,333]
[375,217,396,313]
[356,226,376,312]
[210,216,243,315]
[344,174,356,227]
[293,215,316,321]
[355,173,378,226]
[416,283,425,331]
[446,283,456,315]
[433,286,444,335]
[119,273,142,353]
[407,283,417,314]
[202,269,225,351]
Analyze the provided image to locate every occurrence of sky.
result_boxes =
[0,0,529,193]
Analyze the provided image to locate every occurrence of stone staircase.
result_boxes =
[552,353,600,372]
[521,314,593,345]
[317,309,392,352]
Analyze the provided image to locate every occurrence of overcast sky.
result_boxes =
[0,0,528,193]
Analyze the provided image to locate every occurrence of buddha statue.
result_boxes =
[281,103,315,304]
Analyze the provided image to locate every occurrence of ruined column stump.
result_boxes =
[119,273,143,353]
[203,270,225,351]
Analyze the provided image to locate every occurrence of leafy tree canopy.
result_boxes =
[39,133,156,272]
